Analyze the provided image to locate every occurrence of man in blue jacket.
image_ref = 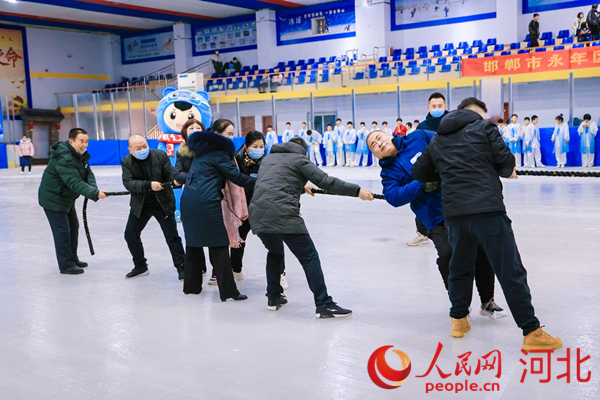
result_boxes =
[367,129,506,318]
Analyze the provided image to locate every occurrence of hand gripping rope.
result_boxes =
[82,170,599,256]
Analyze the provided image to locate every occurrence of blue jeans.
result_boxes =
[257,233,332,306]
[445,212,540,335]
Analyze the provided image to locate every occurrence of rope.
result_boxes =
[311,188,385,200]
[105,191,131,196]
[82,197,95,256]
[516,169,600,177]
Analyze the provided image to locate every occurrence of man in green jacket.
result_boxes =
[39,128,107,275]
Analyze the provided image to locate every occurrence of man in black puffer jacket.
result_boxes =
[121,134,185,280]
[249,138,374,318]
[412,97,562,351]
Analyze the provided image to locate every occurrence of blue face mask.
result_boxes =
[248,148,265,160]
[224,135,234,140]
[430,109,445,118]
[134,147,150,160]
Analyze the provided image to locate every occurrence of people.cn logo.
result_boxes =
[367,345,412,389]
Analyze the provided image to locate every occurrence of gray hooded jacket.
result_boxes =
[249,141,360,235]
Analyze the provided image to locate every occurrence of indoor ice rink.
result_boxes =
[1,0,600,399]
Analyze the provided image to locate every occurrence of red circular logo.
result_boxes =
[367,345,412,389]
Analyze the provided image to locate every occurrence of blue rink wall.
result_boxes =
[1,129,598,169]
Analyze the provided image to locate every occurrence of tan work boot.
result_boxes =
[451,317,471,338]
[523,326,563,351]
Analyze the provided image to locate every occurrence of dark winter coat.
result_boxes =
[411,109,515,219]
[235,146,265,204]
[173,143,194,184]
[249,141,360,235]
[417,110,449,133]
[379,130,444,231]
[121,149,176,218]
[529,20,540,39]
[38,141,99,212]
[180,132,255,247]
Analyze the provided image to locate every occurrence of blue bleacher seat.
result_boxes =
[418,52,428,59]
[535,48,547,52]
[510,42,521,50]
[487,38,497,46]
[444,43,454,51]
[354,72,364,80]
[310,63,318,69]
[394,61,403,69]
[448,49,458,56]
[378,56,387,63]
[405,47,415,55]
[457,41,469,49]
[518,49,529,54]
[276,62,285,70]
[381,68,392,78]
[392,54,401,61]
[258,69,265,75]
[553,46,565,51]
[562,36,574,44]
[297,59,305,66]
[318,57,326,64]
[268,68,275,73]
[242,66,250,71]
[250,78,261,89]
[328,56,336,62]
[593,41,600,47]
[430,44,441,53]
[462,47,472,55]
[405,53,415,60]
[494,44,504,52]
[286,60,295,68]
[544,38,555,46]
[297,75,306,85]
[472,39,483,48]
[333,68,342,75]
[451,56,461,64]
[436,57,447,65]
[573,43,585,48]
[393,49,402,57]
[433,51,442,58]
[307,58,315,65]
[409,66,421,75]
[501,51,512,56]
[426,65,435,74]
[407,60,417,68]
[308,72,317,84]
[379,62,389,70]
[478,46,487,53]
[300,64,308,71]
[541,32,552,40]
[320,71,329,83]
[418,46,427,53]
[455,63,461,71]
[440,64,452,73]
[421,59,432,66]
[468,54,478,58]
[251,65,258,70]
[484,53,494,57]
[205,79,213,91]
[557,30,569,39]
[525,34,530,42]
[287,65,297,72]
[396,67,406,76]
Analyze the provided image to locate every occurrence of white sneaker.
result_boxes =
[280,274,289,290]
[28,171,31,175]
[233,271,244,281]
[406,232,431,246]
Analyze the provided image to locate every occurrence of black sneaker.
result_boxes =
[126,267,149,279]
[480,298,508,319]
[316,302,352,319]
[75,260,88,268]
[60,266,84,275]
[267,295,288,311]
[177,264,185,281]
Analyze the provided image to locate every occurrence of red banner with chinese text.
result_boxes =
[462,47,600,77]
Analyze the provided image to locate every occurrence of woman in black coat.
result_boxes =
[180,126,256,301]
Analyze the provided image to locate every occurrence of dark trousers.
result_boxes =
[44,207,80,272]
[124,205,185,270]
[592,27,600,41]
[530,37,539,47]
[415,217,428,236]
[445,212,540,335]
[257,233,332,306]
[21,156,33,172]
[184,245,240,300]
[427,222,495,303]
[230,219,287,274]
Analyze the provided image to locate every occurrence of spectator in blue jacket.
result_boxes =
[368,129,506,319]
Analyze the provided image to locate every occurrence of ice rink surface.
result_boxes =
[0,165,599,399]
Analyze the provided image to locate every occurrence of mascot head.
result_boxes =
[156,87,212,134]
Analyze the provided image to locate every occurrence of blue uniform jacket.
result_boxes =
[379,130,444,231]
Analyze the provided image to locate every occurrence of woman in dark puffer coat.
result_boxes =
[180,127,256,301]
